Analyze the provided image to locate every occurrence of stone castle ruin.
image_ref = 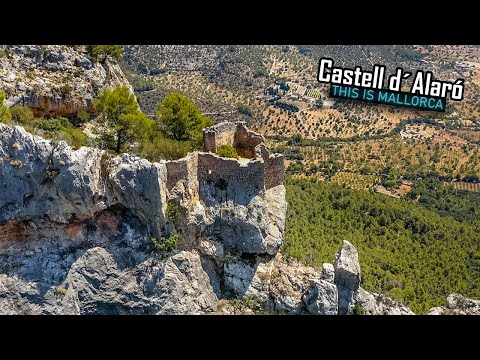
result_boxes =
[165,121,286,255]
[0,121,288,313]
[166,121,284,201]
[0,121,422,315]
[0,120,285,255]
[203,121,263,159]
[202,122,284,189]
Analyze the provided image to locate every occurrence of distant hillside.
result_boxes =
[122,45,480,138]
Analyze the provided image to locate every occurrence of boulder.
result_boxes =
[429,293,480,315]
[224,256,275,302]
[265,253,318,314]
[303,279,338,315]
[356,288,414,315]
[334,240,361,291]
[155,251,218,315]
[322,263,335,283]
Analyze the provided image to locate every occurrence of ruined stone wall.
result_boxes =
[258,144,285,190]
[233,124,264,159]
[199,121,285,193]
[203,122,237,153]
[165,159,188,191]
[203,122,264,159]
[0,121,289,315]
[197,153,265,204]
[165,153,198,192]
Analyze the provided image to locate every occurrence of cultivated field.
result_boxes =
[443,181,480,192]
[330,171,380,190]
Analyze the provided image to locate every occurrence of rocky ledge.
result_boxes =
[0,121,473,315]
[428,294,480,315]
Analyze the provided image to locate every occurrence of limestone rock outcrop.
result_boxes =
[291,240,414,315]
[0,121,288,314]
[334,240,361,314]
[0,119,454,316]
[0,45,132,117]
[428,294,480,315]
[0,125,106,224]
[0,124,167,237]
[266,254,318,314]
[334,240,361,291]
[303,279,338,315]
[356,288,414,315]
[0,218,218,315]
[0,120,418,315]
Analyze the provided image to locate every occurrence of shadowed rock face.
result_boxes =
[334,240,362,315]
[334,240,361,292]
[0,210,217,315]
[303,279,338,315]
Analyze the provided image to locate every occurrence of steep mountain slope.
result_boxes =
[0,45,131,117]
[0,122,417,314]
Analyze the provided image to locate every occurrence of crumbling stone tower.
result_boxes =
[202,121,284,189]
[165,121,286,255]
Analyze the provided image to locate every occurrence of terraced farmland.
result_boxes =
[330,171,380,190]
[444,181,480,192]
[305,89,321,98]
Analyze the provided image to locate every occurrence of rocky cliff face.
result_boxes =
[0,121,444,315]
[0,45,132,117]
[263,240,414,315]
[0,47,473,315]
[0,121,288,314]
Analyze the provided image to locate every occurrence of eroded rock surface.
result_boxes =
[428,294,480,315]
[0,121,289,314]
[0,45,132,117]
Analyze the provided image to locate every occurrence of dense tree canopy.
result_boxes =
[139,93,213,161]
[92,88,211,160]
[0,91,12,123]
[284,176,480,314]
[94,86,154,153]
[156,93,213,145]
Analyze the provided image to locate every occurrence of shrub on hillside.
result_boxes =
[140,135,191,161]
[10,105,34,126]
[35,117,87,149]
[0,91,11,123]
[217,144,239,159]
